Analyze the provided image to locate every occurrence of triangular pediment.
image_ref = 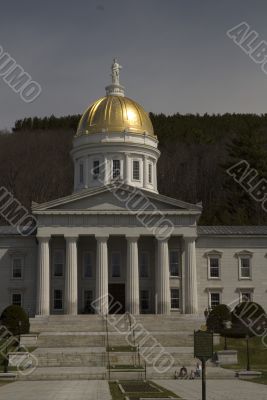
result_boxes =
[32,184,202,214]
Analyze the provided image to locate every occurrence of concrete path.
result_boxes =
[156,379,267,400]
[0,380,111,400]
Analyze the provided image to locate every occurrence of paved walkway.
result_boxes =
[0,380,111,400]
[157,379,267,400]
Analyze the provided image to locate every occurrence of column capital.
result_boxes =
[125,235,140,241]
[65,235,79,241]
[156,236,170,243]
[37,236,51,243]
[183,236,197,243]
[95,235,109,242]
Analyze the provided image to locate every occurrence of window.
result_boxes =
[140,290,149,312]
[132,160,140,180]
[84,290,94,314]
[140,252,149,278]
[93,160,100,180]
[169,250,179,277]
[53,250,64,277]
[240,257,251,279]
[171,288,180,309]
[111,252,121,277]
[12,257,23,279]
[12,293,22,307]
[83,252,93,278]
[148,163,152,184]
[54,289,63,310]
[113,160,121,179]
[241,292,252,302]
[79,163,84,184]
[209,257,220,279]
[210,292,221,309]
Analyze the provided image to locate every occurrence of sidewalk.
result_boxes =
[156,379,267,400]
[0,380,111,400]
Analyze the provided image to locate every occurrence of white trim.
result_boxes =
[11,291,23,307]
[169,249,180,278]
[148,162,153,184]
[170,288,180,310]
[236,287,254,302]
[132,159,141,182]
[53,288,64,311]
[238,254,252,280]
[53,249,65,278]
[11,255,24,280]
[208,291,221,308]
[207,255,221,280]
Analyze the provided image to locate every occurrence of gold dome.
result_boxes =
[76,95,155,137]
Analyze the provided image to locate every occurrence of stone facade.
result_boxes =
[1,224,267,316]
[0,62,266,317]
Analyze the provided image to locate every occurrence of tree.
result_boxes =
[206,304,231,333]
[0,305,30,336]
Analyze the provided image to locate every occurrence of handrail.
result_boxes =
[104,314,111,380]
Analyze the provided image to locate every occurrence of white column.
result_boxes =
[95,236,109,315]
[154,161,158,191]
[156,238,171,314]
[84,157,89,188]
[184,237,198,314]
[126,236,140,314]
[103,156,109,185]
[125,153,130,185]
[64,236,78,315]
[143,155,149,189]
[36,236,50,316]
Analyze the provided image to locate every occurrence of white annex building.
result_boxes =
[0,60,267,318]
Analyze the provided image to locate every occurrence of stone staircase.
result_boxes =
[19,314,213,381]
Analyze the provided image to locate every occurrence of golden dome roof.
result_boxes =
[76,95,155,137]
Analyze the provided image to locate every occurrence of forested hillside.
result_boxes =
[2,112,267,225]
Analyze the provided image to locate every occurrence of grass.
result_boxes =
[214,335,267,370]
[109,380,180,399]
[109,364,144,370]
[215,336,267,384]
[108,346,137,352]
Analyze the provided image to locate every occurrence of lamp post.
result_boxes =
[246,335,251,371]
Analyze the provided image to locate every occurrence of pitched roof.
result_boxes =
[0,226,20,235]
[198,226,267,235]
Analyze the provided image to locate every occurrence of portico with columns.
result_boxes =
[33,59,202,317]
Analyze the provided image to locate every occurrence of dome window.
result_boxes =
[79,163,84,184]
[132,160,140,181]
[112,160,121,179]
[148,163,153,184]
[93,160,100,180]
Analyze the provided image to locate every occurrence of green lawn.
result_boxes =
[109,364,144,370]
[215,336,267,384]
[107,346,137,352]
[215,336,267,370]
[109,380,180,399]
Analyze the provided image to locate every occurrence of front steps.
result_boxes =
[19,314,210,381]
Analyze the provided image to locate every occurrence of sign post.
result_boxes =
[194,330,213,400]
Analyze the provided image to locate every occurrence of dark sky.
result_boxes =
[1,0,267,130]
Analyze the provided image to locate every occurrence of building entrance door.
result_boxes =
[108,283,125,314]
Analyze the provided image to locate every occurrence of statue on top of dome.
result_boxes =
[111,58,122,85]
